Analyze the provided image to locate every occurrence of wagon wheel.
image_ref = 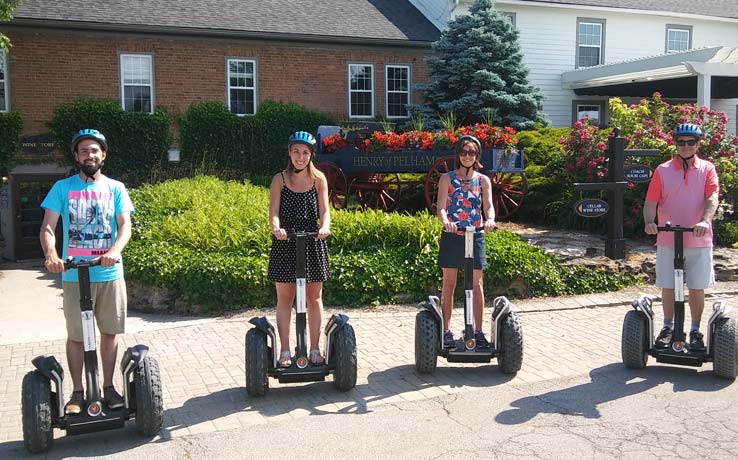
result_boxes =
[424,155,456,213]
[485,172,527,219]
[316,162,348,209]
[350,173,402,211]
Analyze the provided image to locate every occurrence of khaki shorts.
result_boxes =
[63,279,127,342]
[655,246,715,290]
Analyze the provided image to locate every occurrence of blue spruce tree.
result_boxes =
[422,0,545,129]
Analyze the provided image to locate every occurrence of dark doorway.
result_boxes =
[12,174,64,259]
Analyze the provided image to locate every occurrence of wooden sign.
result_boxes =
[624,165,653,183]
[574,198,609,218]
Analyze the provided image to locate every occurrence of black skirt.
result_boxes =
[438,231,487,269]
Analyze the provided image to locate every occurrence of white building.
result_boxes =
[411,0,738,133]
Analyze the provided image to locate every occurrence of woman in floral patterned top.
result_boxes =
[436,135,496,349]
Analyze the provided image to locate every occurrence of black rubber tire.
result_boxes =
[245,328,269,396]
[497,311,524,375]
[21,371,54,453]
[134,356,164,437]
[621,310,649,369]
[332,324,358,391]
[415,310,439,374]
[713,317,738,380]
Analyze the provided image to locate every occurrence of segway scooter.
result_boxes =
[622,222,738,379]
[21,257,163,453]
[245,231,357,396]
[415,226,523,374]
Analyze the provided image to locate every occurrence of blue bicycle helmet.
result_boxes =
[456,135,482,154]
[673,123,703,139]
[71,129,108,152]
[288,131,317,150]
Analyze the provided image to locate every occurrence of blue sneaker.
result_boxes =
[475,330,491,349]
[443,330,455,349]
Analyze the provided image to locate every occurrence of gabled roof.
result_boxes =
[11,0,440,45]
[508,0,738,20]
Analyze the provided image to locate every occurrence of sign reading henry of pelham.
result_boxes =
[20,133,56,155]
[574,198,609,218]
[624,165,654,183]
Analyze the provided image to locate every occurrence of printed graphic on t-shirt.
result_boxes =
[67,190,114,256]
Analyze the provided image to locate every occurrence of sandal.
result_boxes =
[278,351,292,368]
[65,390,85,415]
[310,349,324,365]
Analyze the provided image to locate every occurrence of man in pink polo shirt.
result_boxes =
[643,123,720,351]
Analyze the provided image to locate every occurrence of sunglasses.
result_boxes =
[676,139,697,147]
[459,150,478,157]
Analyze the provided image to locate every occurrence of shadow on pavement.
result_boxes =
[163,362,515,436]
[495,362,733,425]
[0,427,163,460]
[0,259,62,289]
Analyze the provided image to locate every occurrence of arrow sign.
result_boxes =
[574,198,609,218]
[624,165,653,183]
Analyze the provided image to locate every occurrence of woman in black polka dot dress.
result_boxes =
[268,131,331,368]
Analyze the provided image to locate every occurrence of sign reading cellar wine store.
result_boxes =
[574,198,609,218]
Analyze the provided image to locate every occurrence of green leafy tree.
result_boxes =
[0,0,22,52]
[421,0,545,129]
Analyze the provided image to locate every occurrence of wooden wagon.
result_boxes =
[315,144,527,219]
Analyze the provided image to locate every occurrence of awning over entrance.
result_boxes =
[562,46,738,106]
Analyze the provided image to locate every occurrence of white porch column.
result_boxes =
[697,73,712,108]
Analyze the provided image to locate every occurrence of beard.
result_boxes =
[77,160,102,177]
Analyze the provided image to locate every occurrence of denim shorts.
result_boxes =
[438,231,487,269]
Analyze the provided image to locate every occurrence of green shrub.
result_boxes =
[714,220,738,247]
[0,111,22,173]
[515,125,568,166]
[177,100,334,177]
[125,176,641,312]
[47,99,171,185]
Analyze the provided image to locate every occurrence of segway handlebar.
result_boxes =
[63,257,120,269]
[285,231,320,239]
[656,222,694,233]
[444,224,496,232]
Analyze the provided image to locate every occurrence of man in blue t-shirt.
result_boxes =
[40,129,135,415]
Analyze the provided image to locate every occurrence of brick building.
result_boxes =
[0,0,440,259]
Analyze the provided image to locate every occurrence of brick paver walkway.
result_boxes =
[2,286,735,444]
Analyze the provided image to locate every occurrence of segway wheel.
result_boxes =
[497,311,524,375]
[415,310,439,374]
[245,328,269,396]
[713,317,738,380]
[332,323,358,391]
[134,356,164,437]
[621,310,649,369]
[21,371,54,453]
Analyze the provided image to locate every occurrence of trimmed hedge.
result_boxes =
[125,176,640,312]
[0,111,23,173]
[178,100,334,175]
[47,99,171,186]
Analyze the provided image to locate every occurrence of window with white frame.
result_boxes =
[348,64,374,118]
[227,59,256,115]
[0,52,7,112]
[576,19,605,68]
[573,102,603,125]
[385,65,410,118]
[500,12,516,27]
[666,25,691,53]
[120,54,153,113]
